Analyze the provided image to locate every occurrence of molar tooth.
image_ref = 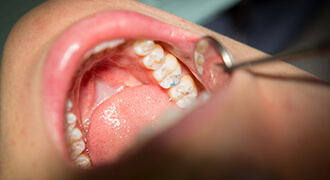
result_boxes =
[143,44,165,70]
[74,154,91,169]
[175,91,197,109]
[69,140,85,160]
[152,54,181,89]
[65,112,77,132]
[194,51,205,75]
[133,39,155,56]
[66,127,83,144]
[168,75,198,108]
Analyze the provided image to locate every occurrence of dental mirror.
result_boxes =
[194,36,330,91]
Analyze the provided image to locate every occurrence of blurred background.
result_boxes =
[1,0,329,81]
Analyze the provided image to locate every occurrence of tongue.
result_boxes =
[87,84,176,165]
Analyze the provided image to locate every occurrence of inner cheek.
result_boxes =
[63,39,202,168]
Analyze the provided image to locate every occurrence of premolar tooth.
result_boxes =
[70,140,85,160]
[169,75,198,108]
[143,44,164,70]
[133,39,155,56]
[66,127,83,144]
[152,54,181,89]
[74,154,91,169]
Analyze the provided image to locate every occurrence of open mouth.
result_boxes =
[43,10,224,169]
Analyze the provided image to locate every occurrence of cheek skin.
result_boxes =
[2,0,328,179]
[1,27,71,180]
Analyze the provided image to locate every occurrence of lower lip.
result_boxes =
[42,10,200,160]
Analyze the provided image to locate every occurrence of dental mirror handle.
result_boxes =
[223,43,330,72]
[197,36,330,72]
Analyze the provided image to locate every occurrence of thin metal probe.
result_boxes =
[200,36,330,72]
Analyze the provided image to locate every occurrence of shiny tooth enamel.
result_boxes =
[83,39,125,59]
[70,140,86,160]
[152,54,181,89]
[66,99,73,112]
[74,154,92,168]
[133,39,156,56]
[66,127,83,144]
[194,38,209,75]
[194,51,205,75]
[65,112,77,132]
[143,44,165,70]
[168,75,197,108]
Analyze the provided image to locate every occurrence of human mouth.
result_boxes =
[42,10,225,168]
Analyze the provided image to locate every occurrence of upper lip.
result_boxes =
[42,10,201,160]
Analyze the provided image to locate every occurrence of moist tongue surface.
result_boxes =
[87,84,175,165]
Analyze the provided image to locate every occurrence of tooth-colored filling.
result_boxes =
[64,39,201,167]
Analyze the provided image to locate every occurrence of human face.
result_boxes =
[1,0,330,179]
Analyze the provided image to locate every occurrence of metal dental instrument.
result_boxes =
[195,36,330,73]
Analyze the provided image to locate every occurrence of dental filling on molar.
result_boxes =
[168,75,197,108]
[133,39,198,108]
[143,44,165,70]
[152,54,182,89]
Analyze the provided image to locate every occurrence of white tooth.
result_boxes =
[194,51,205,75]
[94,39,125,53]
[66,112,76,124]
[195,38,209,54]
[74,154,91,168]
[133,39,156,56]
[175,91,197,109]
[70,140,85,160]
[168,75,198,109]
[83,39,125,59]
[65,112,77,132]
[143,44,164,70]
[152,54,181,89]
[66,127,83,144]
[66,99,73,112]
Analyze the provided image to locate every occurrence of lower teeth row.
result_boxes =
[64,100,91,168]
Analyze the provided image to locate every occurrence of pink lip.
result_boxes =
[42,10,200,159]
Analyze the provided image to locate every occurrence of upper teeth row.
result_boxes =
[133,39,197,108]
[83,39,126,60]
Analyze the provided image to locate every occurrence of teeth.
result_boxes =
[66,127,83,144]
[194,51,205,75]
[65,112,77,132]
[168,75,198,108]
[66,100,73,112]
[64,101,91,167]
[69,140,86,160]
[83,39,125,59]
[194,38,209,75]
[74,154,92,169]
[152,54,181,89]
[133,39,156,56]
[143,44,165,70]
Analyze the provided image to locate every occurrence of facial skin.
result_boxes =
[1,0,330,179]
